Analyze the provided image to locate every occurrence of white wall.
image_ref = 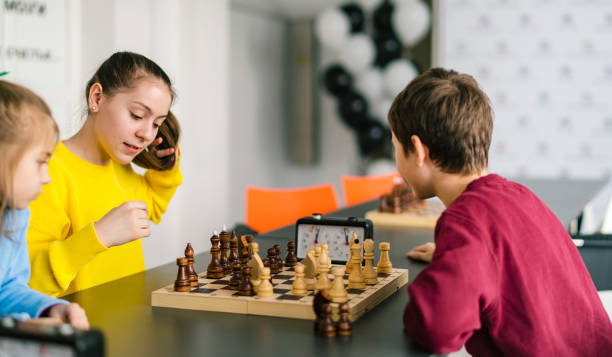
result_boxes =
[228,4,361,226]
[79,0,230,268]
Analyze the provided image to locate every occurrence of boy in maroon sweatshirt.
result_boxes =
[388,67,612,356]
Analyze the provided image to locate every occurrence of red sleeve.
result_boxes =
[403,212,498,353]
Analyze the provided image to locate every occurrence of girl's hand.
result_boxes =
[147,137,177,163]
[406,242,436,263]
[47,303,90,330]
[94,201,150,248]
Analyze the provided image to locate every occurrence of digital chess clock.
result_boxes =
[295,214,374,263]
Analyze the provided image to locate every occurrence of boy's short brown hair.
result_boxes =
[388,67,493,175]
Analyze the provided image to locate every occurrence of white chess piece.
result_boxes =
[363,239,378,285]
[292,263,307,296]
[328,266,348,303]
[257,267,273,298]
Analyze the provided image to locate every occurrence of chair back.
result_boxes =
[246,184,339,233]
[341,172,401,206]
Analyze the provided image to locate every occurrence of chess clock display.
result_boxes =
[295,214,374,263]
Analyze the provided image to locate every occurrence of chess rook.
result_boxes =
[328,266,348,303]
[348,243,366,289]
[174,257,191,292]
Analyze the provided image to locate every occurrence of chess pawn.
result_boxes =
[328,266,348,303]
[362,239,378,285]
[345,233,358,274]
[239,266,254,296]
[319,304,337,337]
[219,227,230,275]
[228,232,240,271]
[377,242,393,274]
[321,244,332,267]
[336,302,352,336]
[291,263,307,296]
[267,247,280,274]
[185,243,199,287]
[229,260,242,290]
[274,244,283,269]
[174,257,191,292]
[284,241,298,267]
[207,232,224,279]
[348,243,366,289]
[257,267,274,298]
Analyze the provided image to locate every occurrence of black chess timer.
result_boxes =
[295,214,374,263]
[0,317,104,357]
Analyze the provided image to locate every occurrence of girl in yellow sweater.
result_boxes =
[27,52,183,297]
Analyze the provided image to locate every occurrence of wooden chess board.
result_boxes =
[365,200,445,228]
[151,265,409,321]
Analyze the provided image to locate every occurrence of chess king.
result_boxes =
[27,52,182,297]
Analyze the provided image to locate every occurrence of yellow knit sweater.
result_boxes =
[27,142,182,297]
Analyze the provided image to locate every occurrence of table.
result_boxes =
[64,178,608,356]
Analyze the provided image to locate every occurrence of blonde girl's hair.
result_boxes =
[0,80,58,239]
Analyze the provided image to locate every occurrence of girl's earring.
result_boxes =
[92,106,97,111]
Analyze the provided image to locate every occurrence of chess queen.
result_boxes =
[27,52,182,296]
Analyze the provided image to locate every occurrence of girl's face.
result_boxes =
[94,77,172,165]
[12,139,54,209]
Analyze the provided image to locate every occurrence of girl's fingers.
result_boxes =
[155,147,175,158]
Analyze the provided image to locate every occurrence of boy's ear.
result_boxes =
[411,135,429,167]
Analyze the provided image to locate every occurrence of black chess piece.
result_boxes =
[319,304,337,337]
[284,241,298,267]
[337,302,352,336]
[313,290,332,333]
[228,232,240,271]
[239,266,254,296]
[229,260,242,290]
[274,244,283,269]
[207,233,224,279]
[267,247,280,274]
[174,257,191,292]
[185,243,199,287]
[219,230,230,275]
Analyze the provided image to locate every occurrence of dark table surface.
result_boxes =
[64,178,610,357]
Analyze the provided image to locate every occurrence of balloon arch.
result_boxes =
[315,0,430,173]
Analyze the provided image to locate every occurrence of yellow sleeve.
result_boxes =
[27,166,108,297]
[135,148,183,223]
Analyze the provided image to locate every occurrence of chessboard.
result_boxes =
[365,199,445,228]
[151,265,409,321]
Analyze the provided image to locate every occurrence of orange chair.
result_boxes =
[341,172,402,206]
[246,184,340,234]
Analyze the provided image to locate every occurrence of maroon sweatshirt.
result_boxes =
[403,174,612,356]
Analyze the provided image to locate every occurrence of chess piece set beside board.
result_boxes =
[365,178,445,228]
[151,225,409,329]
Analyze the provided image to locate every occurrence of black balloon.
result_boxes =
[338,91,369,129]
[323,64,353,97]
[374,32,402,68]
[340,3,365,33]
[373,0,395,34]
[357,120,391,157]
